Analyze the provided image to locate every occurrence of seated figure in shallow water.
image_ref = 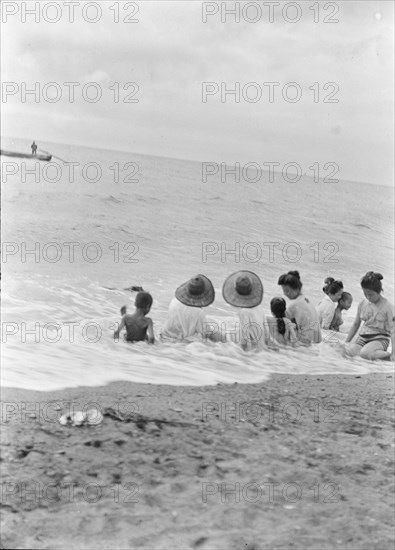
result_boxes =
[278,270,322,345]
[329,291,353,332]
[317,279,344,329]
[160,275,220,342]
[345,272,394,360]
[114,291,155,344]
[266,297,298,346]
[222,270,273,351]
[390,320,395,361]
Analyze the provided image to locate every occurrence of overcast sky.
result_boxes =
[1,0,394,185]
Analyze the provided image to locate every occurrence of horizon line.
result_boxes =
[2,134,394,189]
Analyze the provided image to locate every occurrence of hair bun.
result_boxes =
[323,277,335,293]
[288,270,300,279]
[366,271,383,280]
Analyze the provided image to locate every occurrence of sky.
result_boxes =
[1,0,394,185]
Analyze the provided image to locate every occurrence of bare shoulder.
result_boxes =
[123,313,136,322]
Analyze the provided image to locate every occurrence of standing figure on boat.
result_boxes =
[31,141,37,155]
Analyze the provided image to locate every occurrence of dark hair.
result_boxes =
[135,291,153,310]
[360,272,383,293]
[340,291,352,302]
[270,297,287,336]
[322,277,335,294]
[277,270,302,291]
[326,280,343,295]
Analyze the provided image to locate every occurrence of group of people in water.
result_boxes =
[113,270,394,362]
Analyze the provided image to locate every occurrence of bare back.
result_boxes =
[123,313,150,342]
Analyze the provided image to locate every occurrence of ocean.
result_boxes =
[1,137,394,390]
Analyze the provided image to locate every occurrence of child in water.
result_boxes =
[114,291,155,344]
[266,297,297,346]
[345,272,394,360]
[329,291,353,332]
[317,278,344,329]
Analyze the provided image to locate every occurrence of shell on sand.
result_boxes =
[86,409,103,425]
[59,410,103,426]
[72,411,86,426]
[59,414,71,426]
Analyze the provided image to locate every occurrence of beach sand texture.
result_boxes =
[2,374,394,549]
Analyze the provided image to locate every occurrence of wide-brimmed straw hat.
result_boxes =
[175,274,215,307]
[222,271,263,308]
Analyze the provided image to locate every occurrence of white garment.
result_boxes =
[161,298,207,341]
[236,307,268,350]
[317,295,337,329]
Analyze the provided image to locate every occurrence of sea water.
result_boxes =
[1,138,394,390]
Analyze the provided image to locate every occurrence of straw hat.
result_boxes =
[175,274,215,307]
[222,271,263,308]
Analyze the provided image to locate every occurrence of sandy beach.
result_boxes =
[2,373,394,550]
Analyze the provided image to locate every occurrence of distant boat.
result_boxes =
[0,149,52,161]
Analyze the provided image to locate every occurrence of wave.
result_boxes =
[352,223,372,230]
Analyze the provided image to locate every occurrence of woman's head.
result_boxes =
[360,272,383,303]
[322,277,335,294]
[325,280,344,302]
[270,297,286,318]
[278,271,302,299]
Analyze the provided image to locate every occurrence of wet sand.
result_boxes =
[1,373,394,550]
